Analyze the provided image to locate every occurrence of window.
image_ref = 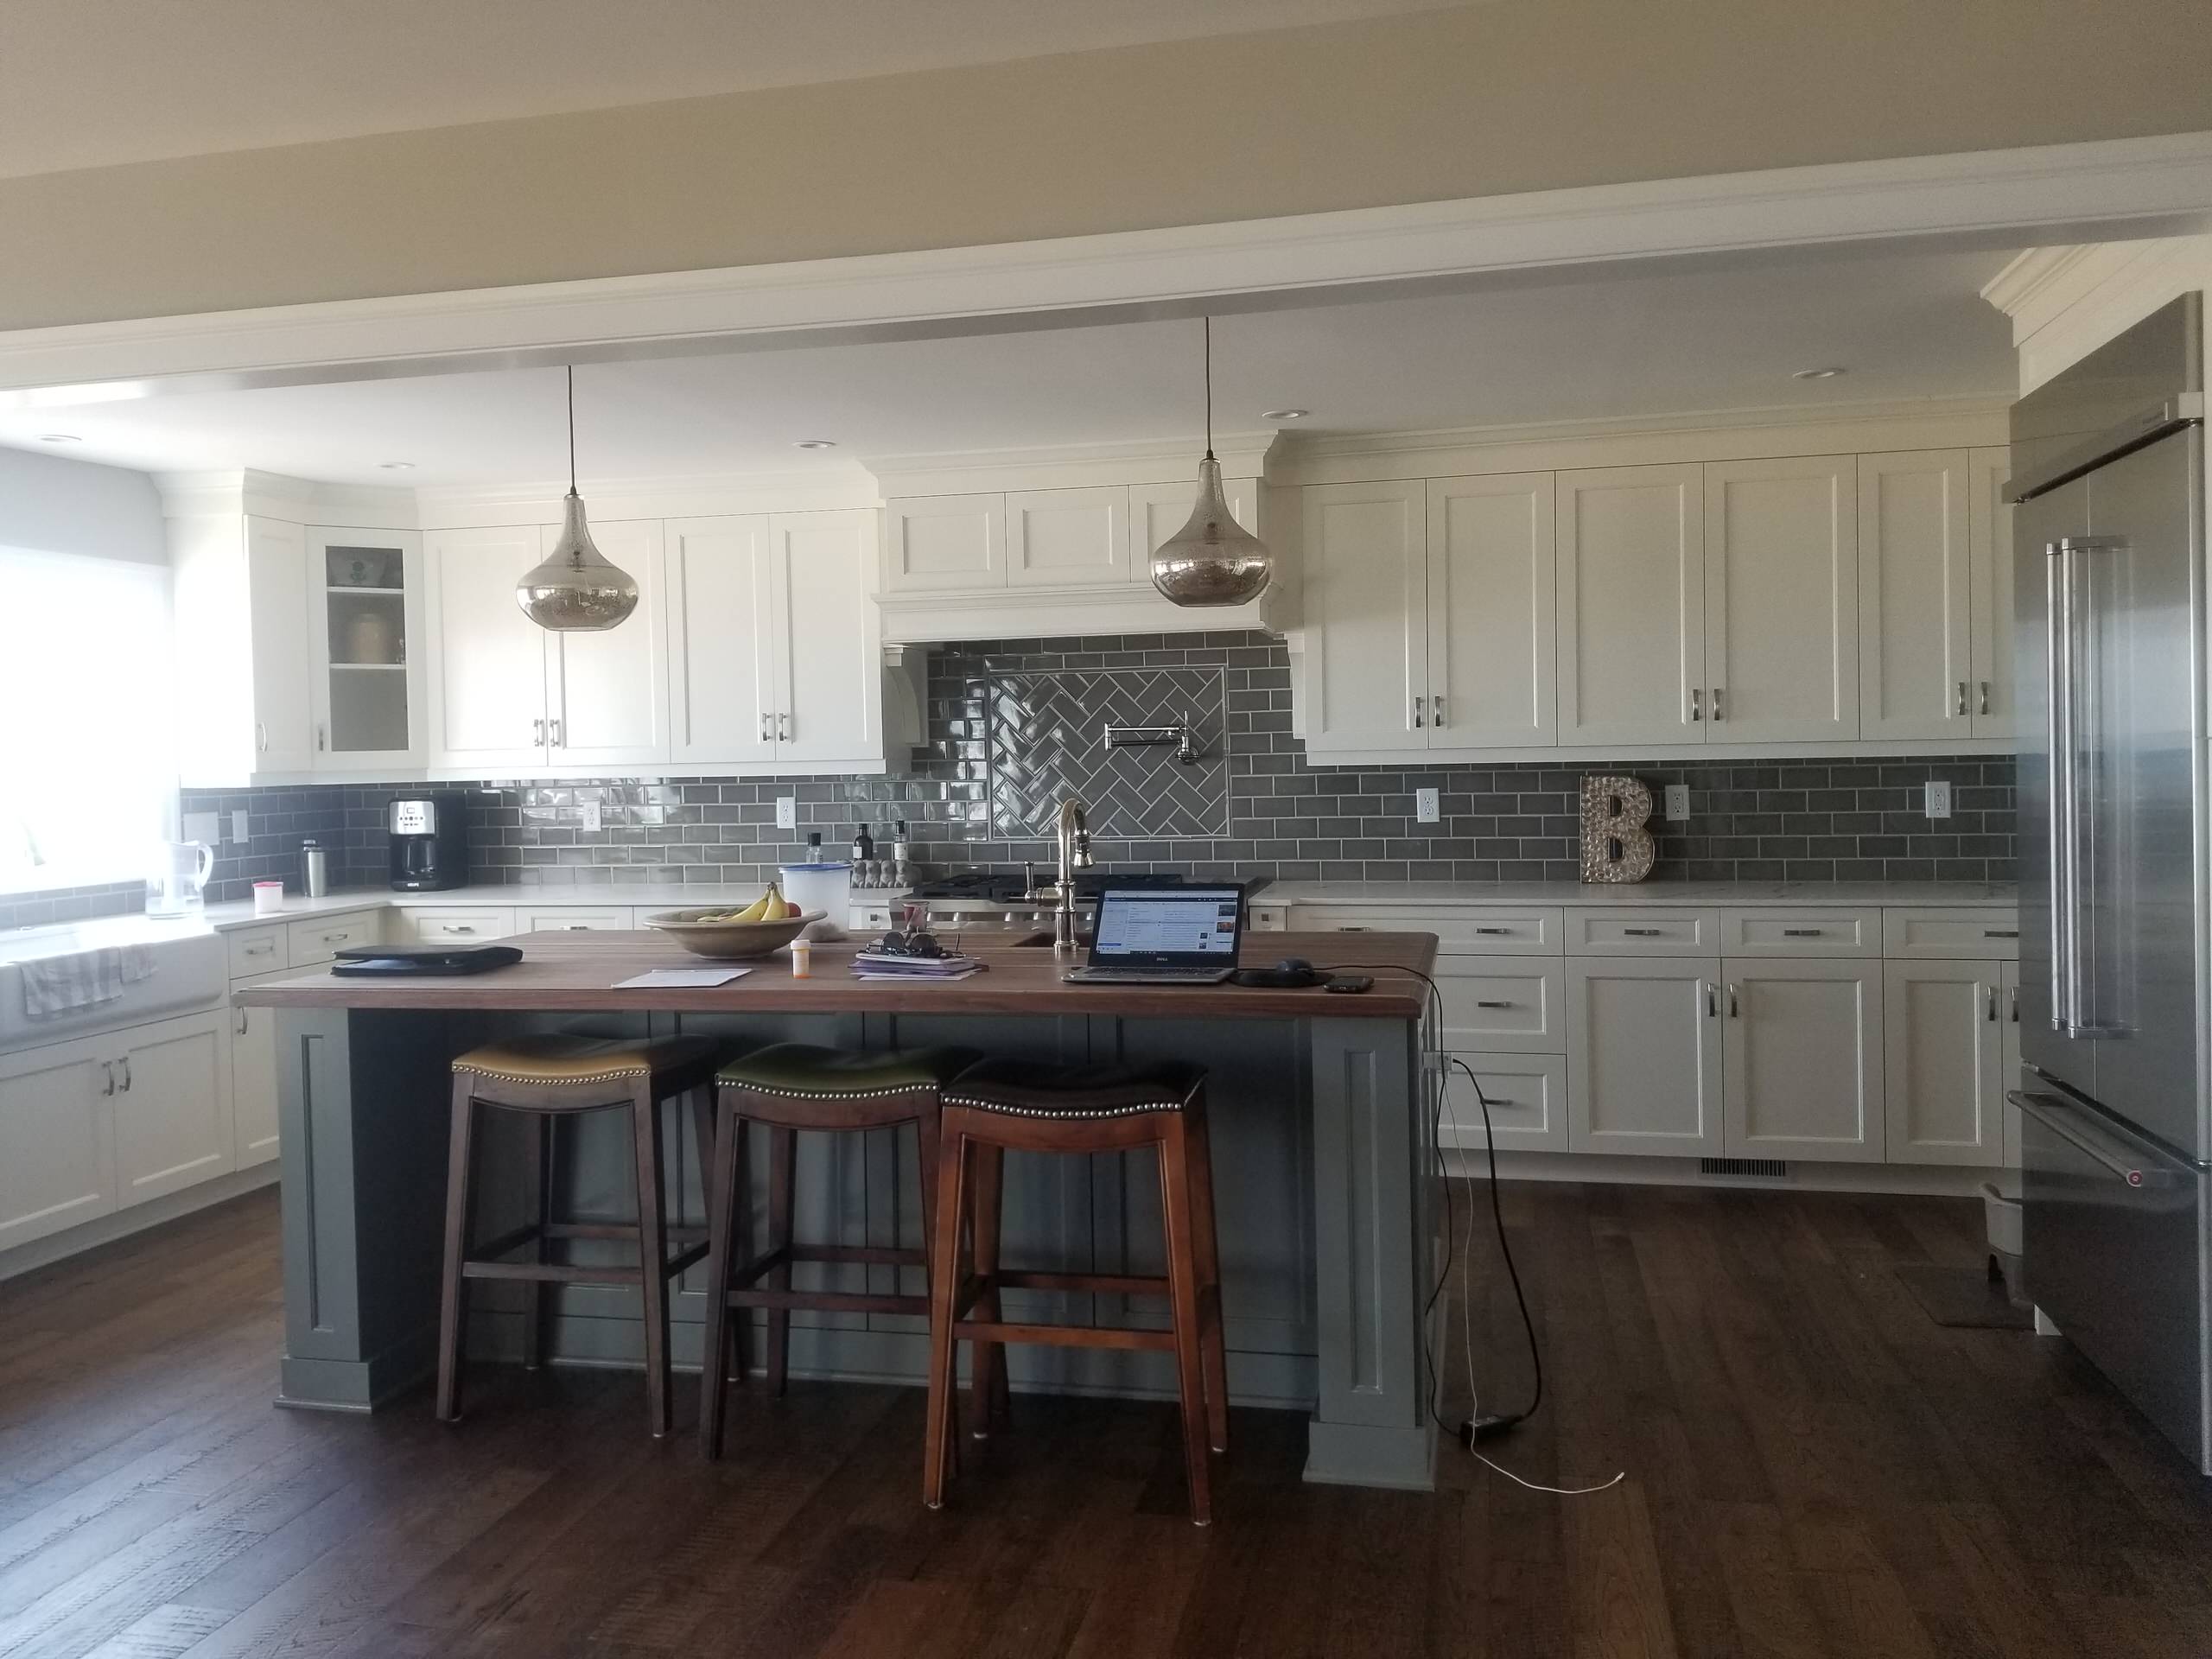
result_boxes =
[0,548,175,893]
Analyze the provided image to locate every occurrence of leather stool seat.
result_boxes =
[454,1033,716,1088]
[717,1042,976,1098]
[944,1058,1205,1118]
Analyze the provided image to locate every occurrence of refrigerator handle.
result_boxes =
[2010,1090,2180,1189]
[2044,542,2072,1033]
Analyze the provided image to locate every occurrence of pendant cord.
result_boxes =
[566,365,577,496]
[1202,316,1215,461]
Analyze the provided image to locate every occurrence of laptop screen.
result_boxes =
[1089,887,1245,965]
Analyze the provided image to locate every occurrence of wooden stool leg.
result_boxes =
[969,1141,1007,1438]
[631,1083,674,1439]
[1185,1101,1230,1455]
[435,1078,479,1424]
[1158,1119,1213,1526]
[699,1089,743,1459]
[923,1121,969,1510]
[766,1126,796,1396]
[522,1111,553,1370]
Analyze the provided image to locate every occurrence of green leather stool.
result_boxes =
[699,1042,977,1459]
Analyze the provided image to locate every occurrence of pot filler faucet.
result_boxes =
[1051,797,1093,954]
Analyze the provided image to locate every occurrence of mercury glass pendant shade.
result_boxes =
[517,368,640,632]
[1151,317,1273,607]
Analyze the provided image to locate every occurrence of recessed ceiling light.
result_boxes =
[792,439,837,450]
[378,461,416,469]
[1791,366,1847,381]
[1262,408,1310,422]
[36,433,79,443]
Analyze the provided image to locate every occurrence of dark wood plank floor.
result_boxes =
[4,1182,2211,1658]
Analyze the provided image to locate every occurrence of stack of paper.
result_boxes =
[850,952,986,982]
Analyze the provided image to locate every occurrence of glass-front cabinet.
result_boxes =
[308,529,426,771]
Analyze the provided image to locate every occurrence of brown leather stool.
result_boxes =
[699,1042,978,1459]
[436,1032,719,1438]
[924,1058,1227,1524]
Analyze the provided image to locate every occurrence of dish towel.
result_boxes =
[20,945,157,1020]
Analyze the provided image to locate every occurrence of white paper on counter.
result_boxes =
[613,967,753,988]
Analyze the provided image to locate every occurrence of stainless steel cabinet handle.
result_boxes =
[255,720,267,753]
[1432,694,1446,728]
[1782,927,1822,938]
[1624,927,1662,938]
[1978,680,1990,716]
[449,925,475,934]
[1474,1000,1513,1009]
[1727,983,1739,1018]
[118,1058,131,1093]
[1689,688,1702,721]
[1956,681,1968,718]
[779,712,791,741]
[760,711,772,744]
[100,1061,116,1096]
[2010,985,2018,1023]
[1986,985,1998,1021]
[236,1007,249,1036]
[315,724,326,752]
[321,931,349,944]
[1472,926,1510,936]
[243,941,273,957]
[1338,925,1371,932]
[1705,982,1716,1018]
[549,718,563,748]
[533,716,545,747]
[1412,696,1424,729]
[1711,687,1725,722]
[1984,929,2018,939]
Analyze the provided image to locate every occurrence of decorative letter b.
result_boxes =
[1580,775,1655,884]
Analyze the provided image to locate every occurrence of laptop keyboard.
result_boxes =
[1067,965,1230,982]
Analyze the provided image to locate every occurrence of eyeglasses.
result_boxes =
[873,928,947,959]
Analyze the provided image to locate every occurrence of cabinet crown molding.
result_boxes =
[156,467,418,529]
[865,432,1278,499]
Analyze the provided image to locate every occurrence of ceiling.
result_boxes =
[0,245,2019,489]
[0,0,1472,180]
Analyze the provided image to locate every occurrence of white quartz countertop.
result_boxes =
[190,883,912,931]
[1257,880,2017,909]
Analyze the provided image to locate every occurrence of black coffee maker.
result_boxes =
[387,792,469,891]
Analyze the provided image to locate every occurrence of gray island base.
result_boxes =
[239,931,1441,1491]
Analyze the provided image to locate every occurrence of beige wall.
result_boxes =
[6,0,2210,331]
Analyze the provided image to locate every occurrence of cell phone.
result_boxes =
[1324,975,1374,994]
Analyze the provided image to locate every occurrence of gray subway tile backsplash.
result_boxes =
[168,631,2012,903]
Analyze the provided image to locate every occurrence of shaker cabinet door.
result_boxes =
[1720,958,1884,1162]
[425,526,550,772]
[113,1013,232,1208]
[546,519,669,767]
[772,510,881,765]
[1556,465,1707,747]
[1567,957,1724,1156]
[1426,474,1555,747]
[1005,486,1129,588]
[245,517,316,773]
[1884,958,2005,1166]
[1969,447,2017,739]
[1858,450,1974,741]
[0,1040,113,1249]
[665,516,778,766]
[1301,480,1429,753]
[1703,457,1859,743]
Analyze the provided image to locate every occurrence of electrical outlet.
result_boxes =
[231,810,250,845]
[1664,785,1690,821]
[775,796,798,830]
[578,801,602,835]
[1923,780,1953,820]
[1415,787,1440,824]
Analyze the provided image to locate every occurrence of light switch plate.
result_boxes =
[1924,780,1953,819]
[231,810,250,846]
[578,801,602,834]
[1415,787,1440,824]
[182,811,219,847]
[775,796,798,830]
[1664,785,1690,821]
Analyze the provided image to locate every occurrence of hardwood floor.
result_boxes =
[3,1181,2211,1657]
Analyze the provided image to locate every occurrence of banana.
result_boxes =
[768,883,794,919]
[733,889,772,924]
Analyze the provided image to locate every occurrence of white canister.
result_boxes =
[252,880,285,917]
[779,861,852,938]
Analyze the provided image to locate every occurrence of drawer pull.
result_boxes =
[448,925,475,934]
[243,941,273,956]
[321,931,349,944]
[1623,927,1663,938]
[1472,926,1511,935]
[1984,929,2018,939]
[1337,925,1371,932]
[1782,928,1823,938]
[1474,1000,1514,1010]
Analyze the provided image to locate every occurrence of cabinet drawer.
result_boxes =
[516,906,632,933]
[1882,909,2022,960]
[287,912,380,967]
[401,907,514,944]
[1568,909,1720,956]
[1719,908,1880,957]
[1287,906,1561,955]
[1437,964,1564,1054]
[1439,1053,1568,1154]
[226,925,288,977]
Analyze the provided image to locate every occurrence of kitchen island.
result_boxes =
[235,929,1442,1491]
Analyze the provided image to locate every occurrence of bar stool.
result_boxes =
[925,1058,1228,1524]
[436,1032,720,1438]
[699,1042,979,1459]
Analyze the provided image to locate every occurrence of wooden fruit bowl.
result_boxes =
[641,908,825,960]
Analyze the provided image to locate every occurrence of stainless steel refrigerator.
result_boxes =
[2011,293,2209,1472]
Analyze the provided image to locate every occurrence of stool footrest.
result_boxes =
[724,1288,929,1317]
[952,1318,1177,1353]
[988,1269,1167,1298]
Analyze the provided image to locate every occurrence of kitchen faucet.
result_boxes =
[1051,797,1093,954]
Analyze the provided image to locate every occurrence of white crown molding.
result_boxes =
[863,431,1279,497]
[3,132,2208,399]
[1977,245,2100,320]
[1995,234,2212,391]
[154,466,418,526]
[413,468,881,528]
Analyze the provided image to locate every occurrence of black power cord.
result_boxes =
[1319,963,1547,1444]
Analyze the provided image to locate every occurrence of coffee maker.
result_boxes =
[387,793,469,891]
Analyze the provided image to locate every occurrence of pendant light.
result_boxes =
[1150,316,1273,607]
[517,366,639,632]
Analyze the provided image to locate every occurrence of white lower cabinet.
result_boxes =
[1436,963,1563,1053]
[1567,957,1724,1156]
[400,906,516,944]
[1885,958,2006,1166]
[516,906,634,932]
[230,999,280,1171]
[0,1039,116,1249]
[1719,958,1884,1162]
[1445,1052,1568,1154]
[113,1013,233,1207]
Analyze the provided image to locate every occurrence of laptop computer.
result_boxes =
[1063,883,1244,985]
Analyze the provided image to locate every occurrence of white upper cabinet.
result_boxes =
[1301,480,1429,753]
[307,528,425,772]
[666,515,777,766]
[1702,457,1859,744]
[1427,474,1555,747]
[425,525,551,772]
[1005,486,1129,588]
[170,512,315,785]
[243,518,315,774]
[882,494,1005,593]
[541,519,668,768]
[1969,447,2016,739]
[1129,476,1258,587]
[1556,465,1706,747]
[1858,450,1974,742]
[770,510,880,766]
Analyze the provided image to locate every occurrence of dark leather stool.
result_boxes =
[699,1042,978,1459]
[436,1032,720,1438]
[925,1058,1227,1524]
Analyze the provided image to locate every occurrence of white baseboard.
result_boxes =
[0,1164,279,1284]
[1449,1147,1996,1198]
